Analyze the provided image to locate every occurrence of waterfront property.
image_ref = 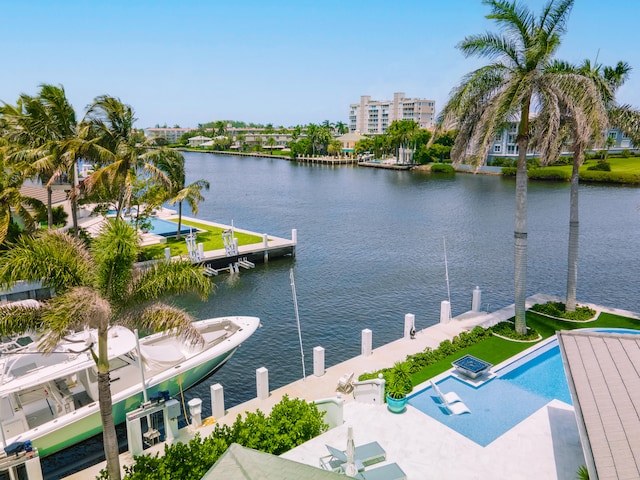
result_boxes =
[63,295,640,479]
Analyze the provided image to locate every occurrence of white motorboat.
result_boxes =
[0,316,260,456]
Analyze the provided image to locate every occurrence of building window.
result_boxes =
[494,145,501,153]
[608,131,618,140]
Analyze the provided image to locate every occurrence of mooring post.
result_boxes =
[164,247,171,262]
[472,286,482,312]
[440,300,451,324]
[362,329,372,357]
[404,313,415,339]
[256,367,269,400]
[263,234,269,263]
[313,346,325,377]
[292,228,297,257]
[210,383,225,419]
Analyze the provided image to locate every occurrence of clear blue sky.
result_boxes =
[2,0,638,129]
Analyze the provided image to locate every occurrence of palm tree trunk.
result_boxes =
[176,201,183,240]
[47,186,53,229]
[565,147,582,313]
[514,106,530,335]
[97,328,121,480]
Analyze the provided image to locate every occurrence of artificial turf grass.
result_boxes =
[141,218,264,258]
[409,311,640,390]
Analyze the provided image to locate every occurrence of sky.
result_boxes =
[2,0,639,129]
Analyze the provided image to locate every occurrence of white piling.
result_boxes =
[198,243,204,259]
[164,247,171,262]
[263,234,269,263]
[404,313,415,339]
[313,346,325,377]
[440,301,451,324]
[187,398,203,428]
[362,329,372,357]
[472,286,482,312]
[256,367,269,400]
[292,228,297,257]
[210,383,225,419]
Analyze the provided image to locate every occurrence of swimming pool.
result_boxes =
[144,217,193,237]
[408,329,639,446]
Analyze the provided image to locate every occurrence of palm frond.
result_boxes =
[119,302,202,346]
[0,230,94,293]
[0,302,45,337]
[127,260,213,307]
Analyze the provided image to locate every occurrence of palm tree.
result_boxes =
[158,151,210,240]
[439,0,600,334]
[0,219,211,480]
[335,121,348,135]
[0,140,46,245]
[1,85,82,230]
[539,60,629,312]
[82,95,174,219]
[387,120,420,164]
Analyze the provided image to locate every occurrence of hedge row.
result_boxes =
[501,167,640,185]
[359,326,491,383]
[530,301,596,321]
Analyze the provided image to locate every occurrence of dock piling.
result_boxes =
[362,329,372,357]
[313,346,325,376]
[440,301,451,324]
[210,383,225,419]
[404,313,415,339]
[472,286,482,312]
[256,367,269,400]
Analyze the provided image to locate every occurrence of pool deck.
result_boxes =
[64,295,640,479]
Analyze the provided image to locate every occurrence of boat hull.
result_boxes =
[1,316,259,457]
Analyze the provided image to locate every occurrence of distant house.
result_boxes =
[336,132,364,154]
[188,135,211,147]
[144,127,195,144]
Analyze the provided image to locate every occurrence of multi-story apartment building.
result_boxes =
[349,92,436,134]
[144,127,195,144]
[490,126,635,160]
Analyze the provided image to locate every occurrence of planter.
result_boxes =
[386,393,408,414]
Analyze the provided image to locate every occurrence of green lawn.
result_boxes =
[538,155,640,175]
[142,219,264,258]
[410,311,640,388]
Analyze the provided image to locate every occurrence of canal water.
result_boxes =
[45,152,640,477]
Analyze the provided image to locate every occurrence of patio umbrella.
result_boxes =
[345,425,357,477]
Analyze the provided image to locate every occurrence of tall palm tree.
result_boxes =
[156,151,210,240]
[439,0,601,334]
[539,60,629,312]
[0,140,46,245]
[0,219,211,480]
[387,120,420,164]
[83,95,174,218]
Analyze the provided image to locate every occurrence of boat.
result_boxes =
[0,316,260,457]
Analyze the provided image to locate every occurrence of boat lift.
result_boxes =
[125,391,181,457]
[201,229,255,276]
[0,441,43,480]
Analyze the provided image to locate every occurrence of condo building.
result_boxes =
[349,92,436,134]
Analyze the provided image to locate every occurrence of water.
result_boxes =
[44,153,640,477]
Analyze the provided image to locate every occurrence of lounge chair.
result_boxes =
[320,441,386,472]
[354,462,407,480]
[336,372,355,393]
[429,380,463,404]
[442,400,471,415]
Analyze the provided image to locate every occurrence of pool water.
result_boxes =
[145,217,193,237]
[408,343,571,446]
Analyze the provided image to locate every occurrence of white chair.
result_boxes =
[430,380,463,404]
[336,372,355,393]
[443,400,471,415]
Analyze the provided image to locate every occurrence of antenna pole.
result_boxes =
[289,269,306,379]
[443,237,452,321]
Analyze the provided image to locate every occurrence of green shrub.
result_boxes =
[119,396,327,480]
[586,161,611,171]
[490,321,539,340]
[528,168,571,181]
[430,163,455,173]
[501,166,517,176]
[579,171,640,185]
[489,157,515,167]
[530,301,596,321]
[548,156,573,166]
